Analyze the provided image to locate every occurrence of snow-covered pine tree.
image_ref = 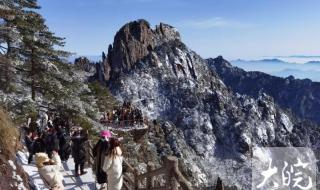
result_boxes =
[0,0,40,92]
[11,0,70,100]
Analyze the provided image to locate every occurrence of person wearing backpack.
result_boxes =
[93,130,111,186]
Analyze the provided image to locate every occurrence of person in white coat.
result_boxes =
[35,151,64,190]
[103,138,123,190]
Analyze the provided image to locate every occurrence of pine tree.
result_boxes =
[0,0,70,99]
[15,9,69,100]
[0,0,18,92]
[0,0,40,92]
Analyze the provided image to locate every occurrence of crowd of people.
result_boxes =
[25,112,72,164]
[100,101,144,126]
[24,111,124,190]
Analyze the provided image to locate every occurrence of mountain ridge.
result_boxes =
[94,19,320,188]
[208,56,320,124]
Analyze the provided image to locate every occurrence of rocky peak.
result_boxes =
[98,19,182,82]
[74,56,90,65]
[74,56,95,73]
[155,22,181,42]
[110,19,155,76]
[208,56,233,69]
[95,20,320,188]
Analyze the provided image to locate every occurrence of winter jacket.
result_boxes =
[25,136,33,153]
[38,153,64,190]
[33,138,46,154]
[58,131,71,161]
[103,147,123,190]
[71,135,88,164]
[93,138,110,184]
[45,132,60,152]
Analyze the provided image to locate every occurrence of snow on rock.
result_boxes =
[8,160,17,170]
[103,20,320,188]
[17,150,97,190]
[280,113,293,132]
[7,159,27,190]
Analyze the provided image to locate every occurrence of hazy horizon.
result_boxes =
[38,0,320,60]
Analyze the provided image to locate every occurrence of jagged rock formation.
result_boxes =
[74,56,96,73]
[208,56,320,124]
[97,19,320,188]
[98,19,182,82]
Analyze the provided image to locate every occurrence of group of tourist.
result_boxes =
[25,112,72,164]
[24,111,124,190]
[100,101,143,126]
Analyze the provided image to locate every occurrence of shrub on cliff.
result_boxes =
[0,108,19,159]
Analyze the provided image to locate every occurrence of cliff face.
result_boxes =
[208,56,320,124]
[0,108,29,190]
[97,20,320,188]
[99,20,181,81]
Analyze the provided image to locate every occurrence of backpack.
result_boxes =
[33,138,45,153]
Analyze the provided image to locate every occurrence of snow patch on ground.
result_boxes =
[280,113,293,132]
[17,150,97,190]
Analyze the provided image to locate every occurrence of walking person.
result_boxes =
[33,132,46,154]
[25,129,34,164]
[58,126,71,162]
[93,130,112,187]
[103,138,123,190]
[44,128,59,159]
[71,129,88,177]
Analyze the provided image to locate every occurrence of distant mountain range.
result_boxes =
[306,60,320,64]
[231,56,320,64]
[259,58,286,63]
[275,55,320,59]
[233,58,286,63]
[271,69,320,82]
[230,58,320,82]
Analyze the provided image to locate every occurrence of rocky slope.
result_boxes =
[208,56,320,124]
[0,108,29,189]
[96,19,320,188]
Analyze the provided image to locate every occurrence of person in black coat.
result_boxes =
[58,127,71,162]
[32,132,46,154]
[71,129,88,176]
[44,128,59,159]
[25,130,34,164]
[92,130,111,184]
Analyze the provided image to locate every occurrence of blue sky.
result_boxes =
[38,0,320,60]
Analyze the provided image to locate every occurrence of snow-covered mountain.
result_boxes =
[95,20,320,188]
[209,56,320,125]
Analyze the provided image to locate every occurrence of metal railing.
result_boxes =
[99,118,148,129]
